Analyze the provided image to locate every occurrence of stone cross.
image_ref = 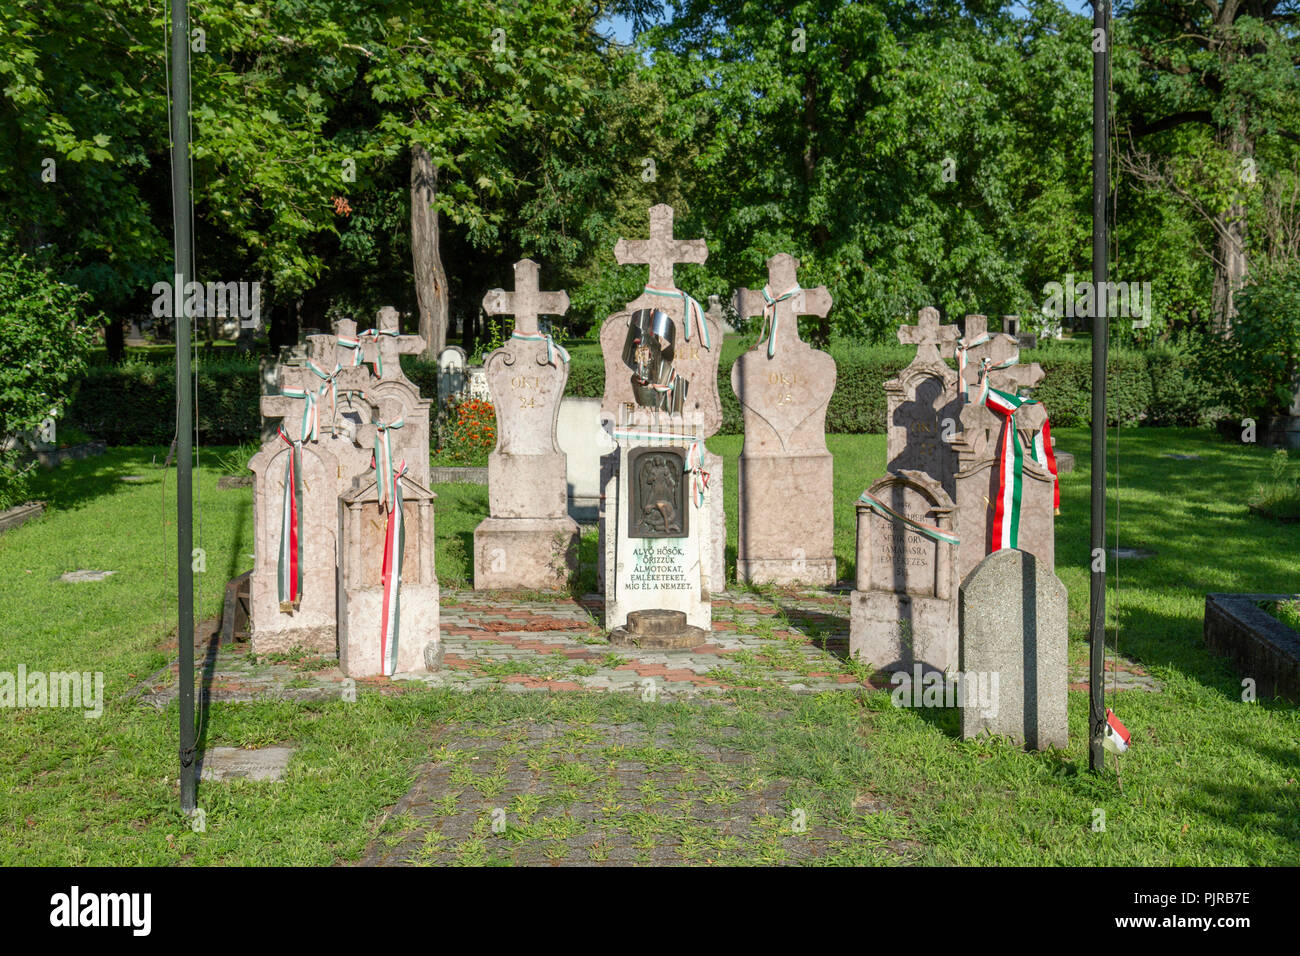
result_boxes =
[614,203,707,290]
[898,306,960,365]
[482,259,569,336]
[734,254,832,347]
[355,307,425,380]
[264,361,371,440]
[951,314,1044,397]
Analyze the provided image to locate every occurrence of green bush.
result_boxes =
[1,253,97,507]
[67,356,261,446]
[71,338,1212,446]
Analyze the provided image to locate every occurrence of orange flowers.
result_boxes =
[439,398,496,463]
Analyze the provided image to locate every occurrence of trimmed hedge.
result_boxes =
[68,344,1211,445]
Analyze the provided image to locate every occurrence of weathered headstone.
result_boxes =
[598,204,726,595]
[850,470,958,673]
[473,259,580,590]
[437,346,468,410]
[850,307,962,673]
[887,307,962,499]
[730,253,837,585]
[556,396,615,523]
[959,548,1067,750]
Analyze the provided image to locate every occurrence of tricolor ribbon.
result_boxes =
[371,417,405,512]
[276,428,304,611]
[982,386,1060,551]
[281,386,319,442]
[760,284,800,358]
[511,330,569,366]
[308,360,345,428]
[377,458,407,677]
[337,334,365,368]
[954,332,989,400]
[644,285,710,350]
[610,429,711,509]
[356,328,398,377]
[857,491,960,546]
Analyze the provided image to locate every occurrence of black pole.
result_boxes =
[1088,0,1110,772]
[169,0,197,811]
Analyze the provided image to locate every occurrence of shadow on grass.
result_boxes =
[26,445,175,513]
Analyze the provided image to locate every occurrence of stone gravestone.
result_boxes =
[852,470,958,673]
[250,313,440,677]
[951,330,1060,590]
[473,259,580,590]
[850,308,962,673]
[556,396,615,523]
[598,204,726,595]
[340,396,440,675]
[959,548,1067,750]
[437,346,468,411]
[730,253,837,585]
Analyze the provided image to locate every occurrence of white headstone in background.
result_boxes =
[437,346,468,409]
[556,397,616,523]
[468,366,491,403]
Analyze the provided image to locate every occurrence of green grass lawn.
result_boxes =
[1,429,1297,865]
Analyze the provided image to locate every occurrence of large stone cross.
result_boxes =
[952,314,1044,396]
[733,253,832,348]
[898,306,960,365]
[265,360,372,439]
[355,307,425,380]
[614,204,707,290]
[482,259,569,336]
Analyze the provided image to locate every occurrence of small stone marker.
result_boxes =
[959,548,1067,750]
[437,345,468,409]
[730,253,837,585]
[198,745,295,783]
[474,259,579,590]
[60,570,116,583]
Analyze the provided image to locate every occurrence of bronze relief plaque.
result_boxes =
[628,446,688,539]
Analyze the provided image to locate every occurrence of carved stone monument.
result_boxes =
[731,253,837,585]
[473,259,580,590]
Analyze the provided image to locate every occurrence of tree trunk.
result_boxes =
[1212,119,1252,332]
[410,143,449,361]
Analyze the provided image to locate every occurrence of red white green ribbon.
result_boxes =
[308,360,345,428]
[276,428,304,610]
[610,429,710,509]
[377,458,407,677]
[954,332,989,400]
[337,333,365,368]
[644,285,710,349]
[357,327,398,377]
[511,330,569,366]
[760,284,799,358]
[281,386,319,442]
[982,386,1060,550]
[857,491,960,546]
[371,417,404,512]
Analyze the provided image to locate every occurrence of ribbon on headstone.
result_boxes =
[760,284,800,358]
[371,417,404,512]
[610,428,711,509]
[281,385,319,442]
[308,360,346,428]
[954,331,990,401]
[982,386,1060,551]
[511,330,569,367]
[357,327,398,377]
[376,457,407,677]
[276,428,304,611]
[644,285,710,350]
[857,491,960,547]
[337,333,365,368]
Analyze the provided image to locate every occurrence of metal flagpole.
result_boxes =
[169,0,197,811]
[1088,0,1110,773]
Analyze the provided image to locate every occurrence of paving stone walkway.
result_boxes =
[358,716,916,866]
[134,588,1162,709]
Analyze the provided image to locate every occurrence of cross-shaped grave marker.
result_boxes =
[350,307,425,380]
[614,204,708,291]
[898,306,960,365]
[733,253,832,350]
[952,314,1045,397]
[482,259,569,336]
